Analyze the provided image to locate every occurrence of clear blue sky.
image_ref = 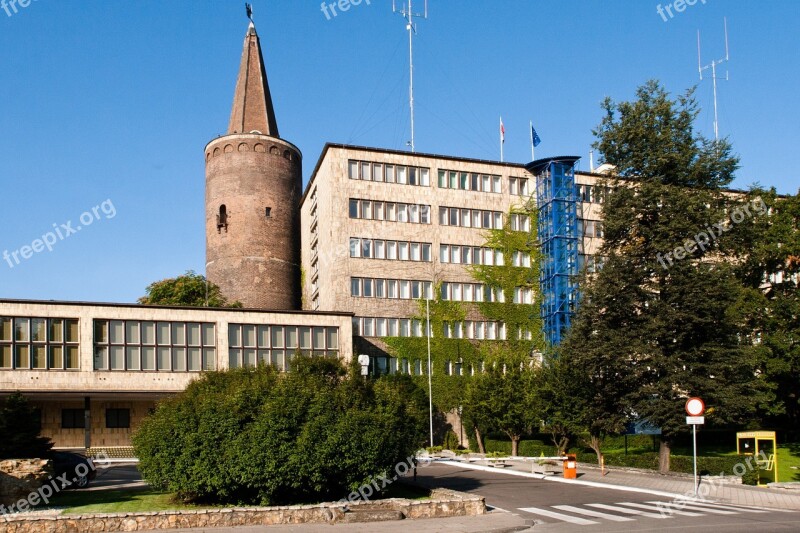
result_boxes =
[1,0,797,303]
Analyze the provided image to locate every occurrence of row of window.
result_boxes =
[437,170,503,193]
[61,408,130,429]
[442,321,508,340]
[351,278,434,300]
[94,320,217,372]
[349,237,432,262]
[372,356,483,377]
[94,346,216,372]
[228,324,339,351]
[440,282,505,303]
[353,317,428,338]
[348,160,431,186]
[438,206,504,230]
[439,244,505,266]
[1,317,79,370]
[349,199,431,224]
[228,349,337,370]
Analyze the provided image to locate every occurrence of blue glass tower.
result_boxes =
[527,157,581,347]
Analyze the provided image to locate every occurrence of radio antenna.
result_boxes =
[393,0,428,152]
[697,17,730,141]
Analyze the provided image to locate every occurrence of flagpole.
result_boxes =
[530,120,535,161]
[500,116,504,162]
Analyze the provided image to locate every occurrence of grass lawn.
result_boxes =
[45,482,430,515]
[777,444,800,483]
[47,489,215,515]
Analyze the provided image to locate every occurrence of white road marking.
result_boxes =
[680,500,768,513]
[552,504,635,521]
[617,501,703,516]
[649,500,737,515]
[587,503,669,519]
[517,506,599,525]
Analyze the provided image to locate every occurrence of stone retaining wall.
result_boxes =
[0,489,485,532]
[0,460,52,508]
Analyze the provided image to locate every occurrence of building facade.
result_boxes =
[0,299,352,448]
[299,144,610,369]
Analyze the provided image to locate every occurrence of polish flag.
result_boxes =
[500,117,505,144]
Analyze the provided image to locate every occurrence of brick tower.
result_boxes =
[205,22,302,310]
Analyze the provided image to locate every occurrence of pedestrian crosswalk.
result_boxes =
[518,499,777,526]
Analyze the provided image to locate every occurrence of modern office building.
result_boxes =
[299,144,610,367]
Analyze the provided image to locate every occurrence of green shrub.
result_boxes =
[485,438,560,457]
[443,430,459,451]
[133,358,428,505]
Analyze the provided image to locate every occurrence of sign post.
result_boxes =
[685,397,706,497]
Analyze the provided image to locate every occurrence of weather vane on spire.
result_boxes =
[245,3,253,23]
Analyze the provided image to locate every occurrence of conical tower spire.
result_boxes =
[227,22,280,137]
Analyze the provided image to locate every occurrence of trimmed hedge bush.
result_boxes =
[133,358,428,505]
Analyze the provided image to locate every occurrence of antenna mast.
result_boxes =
[697,17,730,141]
[393,0,428,152]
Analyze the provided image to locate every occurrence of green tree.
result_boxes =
[133,357,427,505]
[0,392,53,459]
[464,362,543,456]
[734,189,800,432]
[570,80,771,473]
[138,270,242,307]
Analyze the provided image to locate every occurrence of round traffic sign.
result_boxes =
[685,397,705,416]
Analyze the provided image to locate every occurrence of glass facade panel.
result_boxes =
[126,347,141,370]
[126,321,140,344]
[142,322,156,345]
[187,323,201,346]
[109,321,124,344]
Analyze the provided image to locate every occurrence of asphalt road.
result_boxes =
[411,463,800,532]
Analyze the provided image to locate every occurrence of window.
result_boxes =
[511,214,531,232]
[106,408,130,429]
[61,408,84,429]
[349,198,430,225]
[94,319,215,372]
[228,323,340,368]
[440,206,503,230]
[438,169,501,193]
[1,317,79,370]
[350,238,431,262]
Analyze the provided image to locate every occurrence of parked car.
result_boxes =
[48,451,97,488]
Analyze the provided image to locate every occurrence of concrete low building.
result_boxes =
[0,299,352,448]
